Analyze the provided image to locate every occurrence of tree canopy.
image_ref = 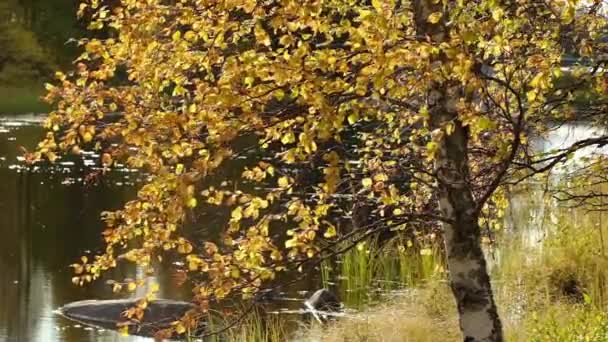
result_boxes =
[32,0,608,340]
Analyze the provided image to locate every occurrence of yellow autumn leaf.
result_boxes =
[177,241,193,254]
[427,12,442,24]
[187,197,197,208]
[347,113,359,125]
[82,131,93,143]
[285,238,297,248]
[101,153,113,166]
[231,207,243,220]
[183,31,196,42]
[281,131,295,145]
[371,0,383,12]
[175,323,186,334]
[278,176,289,187]
[127,282,137,292]
[324,225,337,238]
[230,268,240,278]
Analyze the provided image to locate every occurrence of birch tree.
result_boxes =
[32,0,608,340]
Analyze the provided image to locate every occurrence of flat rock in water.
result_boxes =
[56,298,195,337]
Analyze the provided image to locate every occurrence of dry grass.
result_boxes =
[295,207,608,342]
[295,284,461,342]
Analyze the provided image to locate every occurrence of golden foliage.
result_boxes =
[31,0,608,334]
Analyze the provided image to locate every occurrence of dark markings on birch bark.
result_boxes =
[412,1,504,341]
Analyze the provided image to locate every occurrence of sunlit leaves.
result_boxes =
[175,323,186,335]
[324,224,337,238]
[30,0,608,336]
[101,153,113,167]
[427,12,443,24]
[127,282,137,292]
[177,238,193,254]
[277,176,290,188]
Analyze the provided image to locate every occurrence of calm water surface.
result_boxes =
[0,115,317,342]
[5,114,600,341]
[0,115,189,342]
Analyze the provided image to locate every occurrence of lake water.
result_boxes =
[0,114,323,342]
[0,115,191,342]
[1,113,605,341]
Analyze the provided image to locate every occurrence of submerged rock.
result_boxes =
[304,289,341,322]
[56,298,195,337]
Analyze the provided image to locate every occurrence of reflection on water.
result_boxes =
[518,123,606,247]
[0,115,320,342]
[0,115,189,341]
[533,123,608,170]
[5,113,602,340]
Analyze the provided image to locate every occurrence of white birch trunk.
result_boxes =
[412,1,504,341]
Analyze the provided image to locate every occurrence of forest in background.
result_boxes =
[0,0,83,113]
